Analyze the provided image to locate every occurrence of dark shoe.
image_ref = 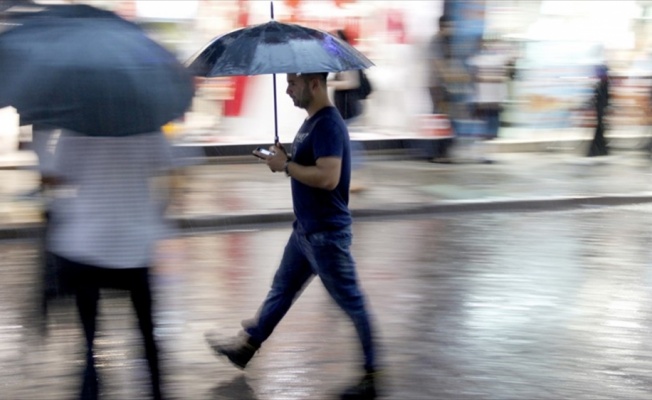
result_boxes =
[429,157,452,164]
[205,332,259,370]
[340,372,378,400]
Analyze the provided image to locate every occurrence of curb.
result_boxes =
[3,194,652,240]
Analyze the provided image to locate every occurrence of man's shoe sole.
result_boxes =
[210,345,249,369]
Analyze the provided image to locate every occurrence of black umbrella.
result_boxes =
[186,2,373,143]
[0,4,195,136]
[186,20,374,77]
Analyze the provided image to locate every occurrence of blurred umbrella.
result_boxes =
[0,4,195,136]
[186,2,373,142]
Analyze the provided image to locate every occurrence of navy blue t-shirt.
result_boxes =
[290,106,352,234]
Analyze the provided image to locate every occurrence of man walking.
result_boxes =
[587,64,610,157]
[207,72,379,399]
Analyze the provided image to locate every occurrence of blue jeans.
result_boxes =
[245,225,377,372]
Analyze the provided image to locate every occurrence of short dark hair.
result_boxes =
[336,29,349,43]
[300,72,328,84]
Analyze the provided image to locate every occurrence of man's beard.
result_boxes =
[293,86,312,109]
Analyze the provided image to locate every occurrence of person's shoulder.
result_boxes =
[311,108,345,133]
[316,107,345,124]
[311,106,340,120]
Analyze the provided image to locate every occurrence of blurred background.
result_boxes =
[2,0,652,149]
[4,1,652,399]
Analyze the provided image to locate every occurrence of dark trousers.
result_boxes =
[474,107,501,139]
[54,255,162,400]
[428,86,454,159]
[588,119,608,157]
[429,86,446,114]
[245,226,377,373]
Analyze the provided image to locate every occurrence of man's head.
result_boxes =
[335,29,349,43]
[438,14,453,35]
[286,72,329,110]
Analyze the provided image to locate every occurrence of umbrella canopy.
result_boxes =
[186,20,374,77]
[186,17,374,143]
[0,4,195,136]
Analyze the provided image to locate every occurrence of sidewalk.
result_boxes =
[1,148,652,239]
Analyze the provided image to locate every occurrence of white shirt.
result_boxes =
[468,52,509,104]
[47,131,174,269]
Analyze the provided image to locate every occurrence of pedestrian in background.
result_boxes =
[426,14,456,163]
[467,39,509,163]
[328,29,367,192]
[46,131,175,400]
[645,80,652,157]
[587,64,610,157]
[207,72,380,399]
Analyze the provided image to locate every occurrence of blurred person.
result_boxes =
[207,72,380,400]
[29,126,68,329]
[46,131,175,400]
[11,125,68,326]
[439,39,474,163]
[328,29,367,193]
[428,15,452,116]
[469,39,508,140]
[426,14,456,163]
[587,64,610,157]
[643,77,652,158]
[467,39,509,163]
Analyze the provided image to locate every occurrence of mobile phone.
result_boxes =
[252,147,275,159]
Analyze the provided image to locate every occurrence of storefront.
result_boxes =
[12,0,652,146]
[173,0,446,144]
[5,1,448,144]
[489,0,649,132]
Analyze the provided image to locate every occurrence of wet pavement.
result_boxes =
[1,149,652,399]
[3,205,652,399]
[2,150,652,237]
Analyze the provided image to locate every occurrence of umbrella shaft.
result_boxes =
[273,73,279,144]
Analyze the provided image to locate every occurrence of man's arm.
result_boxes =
[266,148,342,191]
[286,156,342,190]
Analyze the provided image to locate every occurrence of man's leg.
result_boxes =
[306,228,378,398]
[126,267,163,400]
[209,230,314,369]
[306,228,376,372]
[244,230,315,344]
[63,257,101,400]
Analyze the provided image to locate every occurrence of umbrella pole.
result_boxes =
[273,73,279,144]
[270,1,280,144]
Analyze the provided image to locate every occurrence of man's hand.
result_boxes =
[265,144,289,173]
[274,141,289,158]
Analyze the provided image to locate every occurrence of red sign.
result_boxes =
[223,0,250,117]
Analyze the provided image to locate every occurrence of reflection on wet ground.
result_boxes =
[3,205,652,399]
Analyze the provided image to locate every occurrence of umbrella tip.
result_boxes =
[270,1,274,20]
